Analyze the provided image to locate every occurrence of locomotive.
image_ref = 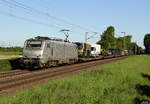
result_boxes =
[74,42,91,57]
[21,36,78,68]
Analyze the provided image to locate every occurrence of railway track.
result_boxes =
[0,56,114,79]
[0,56,129,96]
[0,70,30,79]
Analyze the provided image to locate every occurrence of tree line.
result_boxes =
[144,34,150,54]
[97,26,143,54]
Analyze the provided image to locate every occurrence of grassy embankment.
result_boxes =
[0,51,22,71]
[0,55,150,104]
[0,59,13,72]
[0,58,20,72]
[0,51,22,56]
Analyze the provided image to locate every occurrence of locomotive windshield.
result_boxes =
[26,40,43,49]
[91,47,96,51]
[75,43,83,50]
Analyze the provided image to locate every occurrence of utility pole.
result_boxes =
[84,32,89,57]
[85,32,89,43]
[121,32,126,50]
[84,32,98,57]
[85,32,98,43]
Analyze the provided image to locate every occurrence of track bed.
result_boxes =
[0,56,129,97]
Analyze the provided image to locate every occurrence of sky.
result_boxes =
[0,0,149,48]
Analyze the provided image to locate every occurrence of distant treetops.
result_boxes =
[97,26,143,54]
[144,34,150,54]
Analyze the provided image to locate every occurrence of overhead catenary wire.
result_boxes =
[0,0,86,34]
[0,9,84,35]
[0,0,95,32]
[0,0,35,15]
[0,0,57,23]
[0,0,101,44]
[0,0,59,27]
[0,10,60,29]
[31,0,102,33]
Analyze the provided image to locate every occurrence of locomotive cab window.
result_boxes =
[91,47,96,51]
[26,40,43,49]
[75,43,83,50]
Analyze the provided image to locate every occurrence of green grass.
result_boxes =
[0,51,21,72]
[0,59,13,72]
[0,55,150,104]
[0,58,20,72]
[0,51,22,55]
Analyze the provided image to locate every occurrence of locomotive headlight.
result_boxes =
[23,55,27,58]
[37,55,41,58]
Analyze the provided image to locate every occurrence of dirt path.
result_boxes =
[0,56,22,60]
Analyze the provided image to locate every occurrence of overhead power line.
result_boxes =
[0,0,34,15]
[0,10,60,28]
[0,0,94,32]
[0,10,84,34]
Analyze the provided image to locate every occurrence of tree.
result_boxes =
[96,26,141,55]
[144,34,150,54]
[125,35,132,50]
[97,26,116,50]
[130,42,137,54]
[116,37,124,49]
[137,46,144,54]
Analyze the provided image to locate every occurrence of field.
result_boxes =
[0,52,22,56]
[0,51,21,61]
[0,55,150,104]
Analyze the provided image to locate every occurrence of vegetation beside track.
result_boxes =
[0,47,22,55]
[0,48,22,71]
[0,59,12,72]
[0,52,22,56]
[0,47,22,56]
[0,55,150,104]
[0,58,20,72]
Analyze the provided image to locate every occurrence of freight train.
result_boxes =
[21,36,129,68]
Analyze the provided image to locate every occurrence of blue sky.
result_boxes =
[0,0,149,48]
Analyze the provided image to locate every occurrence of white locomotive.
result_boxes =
[21,36,78,68]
